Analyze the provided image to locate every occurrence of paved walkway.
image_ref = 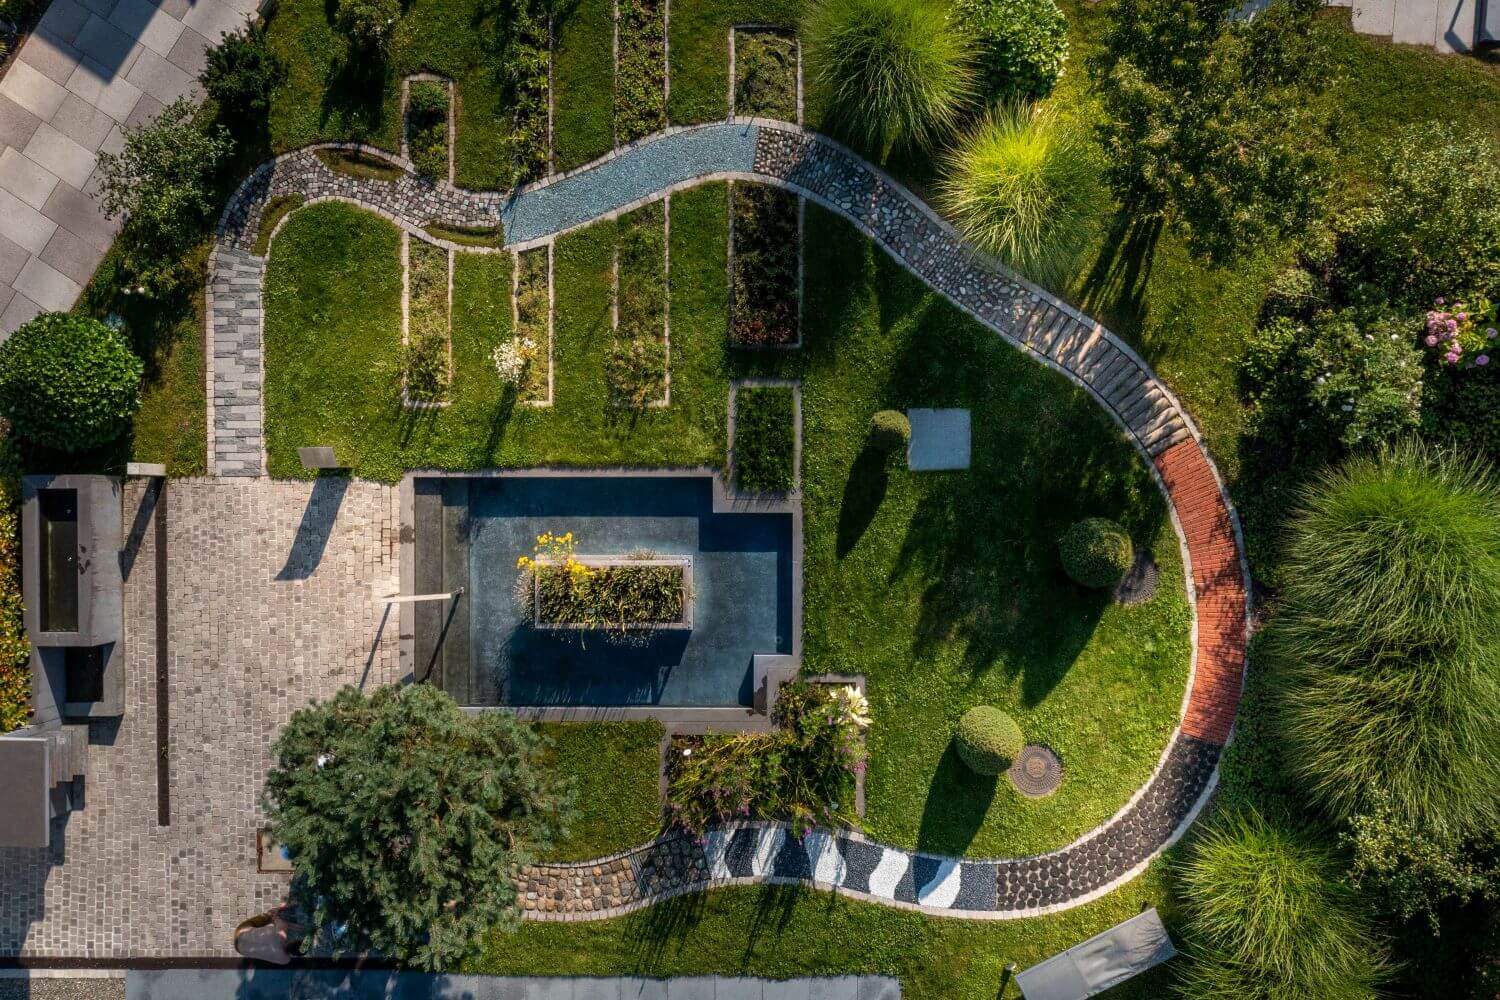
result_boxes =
[0,478,401,957]
[203,120,1248,921]
[0,0,258,334]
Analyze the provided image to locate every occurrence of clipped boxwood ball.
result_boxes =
[1059,517,1133,589]
[0,312,142,452]
[869,410,911,453]
[955,706,1024,775]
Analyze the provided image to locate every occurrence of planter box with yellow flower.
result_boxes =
[517,531,693,633]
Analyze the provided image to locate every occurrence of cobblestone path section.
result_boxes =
[205,120,1249,920]
[0,479,401,957]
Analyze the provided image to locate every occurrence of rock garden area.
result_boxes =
[0,0,1496,993]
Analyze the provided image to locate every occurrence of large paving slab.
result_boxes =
[0,0,260,336]
[0,478,401,957]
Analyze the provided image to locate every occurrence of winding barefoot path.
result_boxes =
[207,119,1250,921]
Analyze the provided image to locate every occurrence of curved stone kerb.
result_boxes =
[205,123,1250,916]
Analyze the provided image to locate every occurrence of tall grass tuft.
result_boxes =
[803,0,974,153]
[937,102,1099,286]
[1269,440,1500,837]
[1179,809,1392,999]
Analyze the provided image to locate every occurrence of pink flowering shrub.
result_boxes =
[1423,296,1498,370]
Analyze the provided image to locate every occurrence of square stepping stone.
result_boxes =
[907,408,970,471]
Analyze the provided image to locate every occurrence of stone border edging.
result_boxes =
[207,120,1251,921]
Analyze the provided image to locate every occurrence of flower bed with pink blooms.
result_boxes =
[1424,296,1498,370]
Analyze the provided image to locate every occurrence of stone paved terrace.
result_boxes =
[0,478,401,957]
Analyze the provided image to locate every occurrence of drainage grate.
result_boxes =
[1008,744,1063,798]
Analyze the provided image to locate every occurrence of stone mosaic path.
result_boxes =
[200,119,1249,921]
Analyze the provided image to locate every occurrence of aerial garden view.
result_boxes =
[0,0,1496,994]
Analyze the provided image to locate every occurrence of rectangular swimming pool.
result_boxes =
[410,474,795,708]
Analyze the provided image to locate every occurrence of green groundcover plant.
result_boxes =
[1179,809,1392,998]
[406,81,449,178]
[939,101,1099,286]
[804,0,973,152]
[0,313,142,453]
[0,436,28,734]
[263,684,572,969]
[954,0,1068,102]
[1268,441,1500,837]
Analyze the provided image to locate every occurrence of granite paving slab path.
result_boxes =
[0,0,259,334]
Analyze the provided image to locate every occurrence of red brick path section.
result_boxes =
[1154,439,1247,746]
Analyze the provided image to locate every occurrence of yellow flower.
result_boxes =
[516,555,530,569]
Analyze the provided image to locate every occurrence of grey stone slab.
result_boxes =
[164,24,211,77]
[109,0,188,57]
[23,122,96,188]
[0,94,43,149]
[37,0,93,44]
[49,90,117,150]
[0,184,60,252]
[665,979,720,999]
[0,232,31,283]
[181,0,248,40]
[906,407,971,472]
[66,55,144,122]
[42,179,116,252]
[14,254,81,310]
[74,13,141,75]
[0,285,15,319]
[123,44,193,103]
[854,981,899,1000]
[99,122,125,156]
[761,982,810,1000]
[18,29,85,85]
[520,980,575,1000]
[0,291,43,335]
[805,979,862,1000]
[575,981,625,1000]
[714,981,762,1000]
[121,87,161,130]
[0,146,61,210]
[0,60,70,120]
[40,224,100,285]
[157,0,190,17]
[619,981,669,1000]
[75,0,119,17]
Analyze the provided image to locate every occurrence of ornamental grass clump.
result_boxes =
[1178,809,1392,998]
[667,681,870,837]
[0,313,142,452]
[939,103,1099,286]
[1057,517,1133,589]
[954,705,1023,775]
[1268,441,1500,838]
[804,0,974,152]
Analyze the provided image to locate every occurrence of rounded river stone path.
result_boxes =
[207,119,1249,921]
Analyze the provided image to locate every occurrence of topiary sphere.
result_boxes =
[869,409,911,452]
[955,706,1024,775]
[1058,517,1133,589]
[0,313,142,452]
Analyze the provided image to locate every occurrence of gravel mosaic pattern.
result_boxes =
[518,736,1217,920]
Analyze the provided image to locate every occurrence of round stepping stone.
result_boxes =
[1008,744,1063,798]
[1112,551,1159,606]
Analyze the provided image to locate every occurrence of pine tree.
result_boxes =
[262,684,573,968]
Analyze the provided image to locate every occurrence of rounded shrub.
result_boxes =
[868,409,910,453]
[938,103,1099,286]
[804,0,974,152]
[954,706,1023,775]
[200,23,286,121]
[1179,810,1391,997]
[1057,517,1133,589]
[335,0,401,55]
[1268,441,1500,837]
[0,313,142,452]
[954,0,1068,102]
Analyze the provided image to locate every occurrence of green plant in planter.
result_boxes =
[0,313,142,452]
[1057,517,1133,589]
[868,409,910,453]
[406,81,449,179]
[954,705,1023,775]
[804,0,974,152]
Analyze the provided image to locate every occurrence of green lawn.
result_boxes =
[540,721,663,861]
[475,862,1184,999]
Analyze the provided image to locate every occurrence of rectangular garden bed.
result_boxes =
[610,200,669,407]
[731,27,800,121]
[731,383,798,494]
[511,244,554,405]
[507,1,552,182]
[404,77,452,180]
[615,0,667,146]
[532,555,693,630]
[404,236,452,406]
[729,183,800,348]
